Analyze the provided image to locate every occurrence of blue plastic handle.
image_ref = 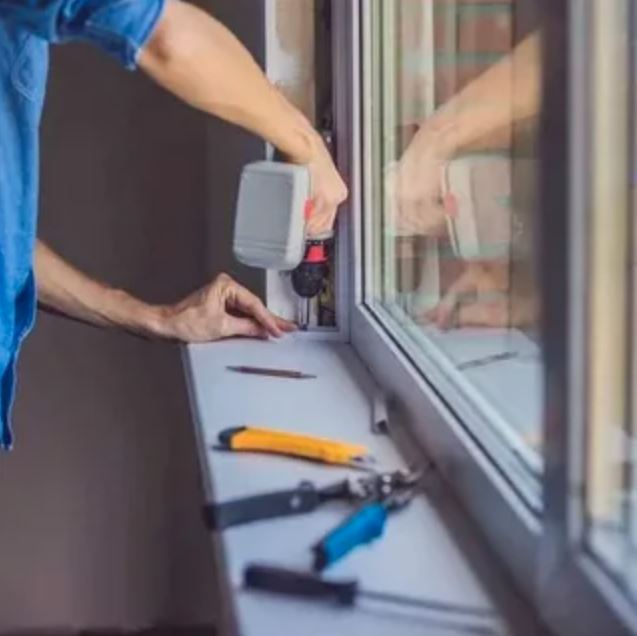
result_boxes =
[313,502,387,570]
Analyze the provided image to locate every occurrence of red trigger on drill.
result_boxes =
[306,244,327,264]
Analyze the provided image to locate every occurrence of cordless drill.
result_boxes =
[232,161,332,329]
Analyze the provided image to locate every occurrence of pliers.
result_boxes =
[203,469,422,532]
[312,471,421,571]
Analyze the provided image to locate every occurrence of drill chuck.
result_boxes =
[291,240,330,300]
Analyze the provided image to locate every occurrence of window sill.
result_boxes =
[182,335,540,635]
[425,325,543,456]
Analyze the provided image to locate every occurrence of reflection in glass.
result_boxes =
[366,0,544,481]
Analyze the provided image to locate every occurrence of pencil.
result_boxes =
[226,365,317,380]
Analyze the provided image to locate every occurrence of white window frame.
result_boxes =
[333,0,540,603]
[330,1,637,635]
[540,2,637,635]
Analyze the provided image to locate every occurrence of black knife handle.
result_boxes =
[203,482,321,530]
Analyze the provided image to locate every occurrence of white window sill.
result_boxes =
[182,335,539,635]
[425,326,543,453]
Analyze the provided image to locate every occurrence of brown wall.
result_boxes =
[0,0,265,631]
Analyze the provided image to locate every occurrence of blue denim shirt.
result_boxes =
[0,0,165,449]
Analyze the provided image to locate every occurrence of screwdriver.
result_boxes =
[243,564,502,634]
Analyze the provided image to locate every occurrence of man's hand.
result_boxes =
[35,241,295,344]
[423,261,537,330]
[384,33,542,239]
[156,273,296,343]
[386,126,451,237]
[304,135,348,237]
[138,0,347,237]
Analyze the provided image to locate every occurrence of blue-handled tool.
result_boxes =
[312,485,417,571]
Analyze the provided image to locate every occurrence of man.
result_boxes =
[0,0,348,449]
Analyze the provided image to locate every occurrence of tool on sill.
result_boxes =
[214,426,375,470]
[312,476,419,571]
[243,565,502,635]
[226,365,317,380]
[203,469,419,531]
[456,351,524,371]
[232,161,333,331]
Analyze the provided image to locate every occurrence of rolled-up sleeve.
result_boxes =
[0,0,167,69]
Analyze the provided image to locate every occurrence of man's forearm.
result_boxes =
[35,241,295,343]
[138,1,320,164]
[421,32,542,156]
[35,241,165,338]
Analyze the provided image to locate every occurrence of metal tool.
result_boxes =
[226,365,317,380]
[214,426,376,470]
[203,470,418,531]
[312,471,421,571]
[243,565,503,635]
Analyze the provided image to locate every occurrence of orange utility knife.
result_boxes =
[216,427,375,470]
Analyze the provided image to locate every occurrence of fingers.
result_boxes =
[426,268,476,328]
[275,315,298,332]
[426,293,512,330]
[454,301,510,329]
[223,315,269,340]
[307,181,347,237]
[307,149,348,236]
[306,200,337,237]
[432,290,462,330]
[228,281,293,338]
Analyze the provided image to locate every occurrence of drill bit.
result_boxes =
[298,297,311,330]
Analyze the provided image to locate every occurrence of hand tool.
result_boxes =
[226,365,317,380]
[214,426,375,469]
[232,161,333,330]
[243,564,503,635]
[312,475,419,571]
[203,470,417,531]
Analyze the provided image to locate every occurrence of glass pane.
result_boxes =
[584,0,637,602]
[363,0,544,499]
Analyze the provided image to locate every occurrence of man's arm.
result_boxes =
[418,32,541,156]
[136,1,345,236]
[0,0,347,235]
[35,240,295,342]
[389,32,542,236]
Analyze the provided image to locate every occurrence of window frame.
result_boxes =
[330,1,637,634]
[333,0,541,604]
[540,2,637,635]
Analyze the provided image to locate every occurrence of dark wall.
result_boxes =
[0,0,265,631]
